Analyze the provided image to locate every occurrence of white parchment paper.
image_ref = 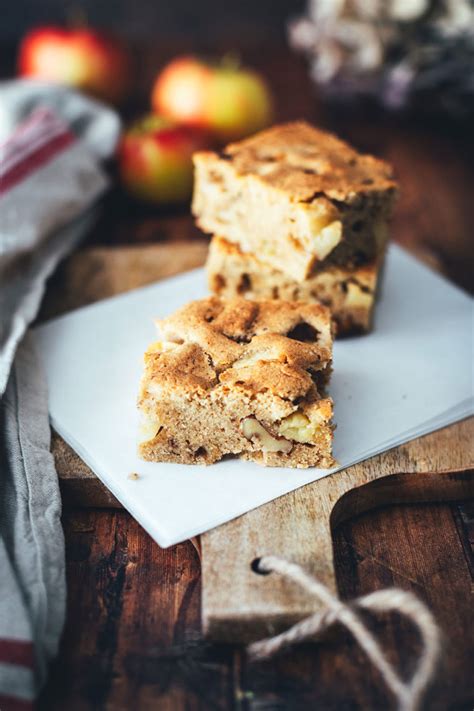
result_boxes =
[34,246,473,547]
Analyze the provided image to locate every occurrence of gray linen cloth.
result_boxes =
[0,80,120,705]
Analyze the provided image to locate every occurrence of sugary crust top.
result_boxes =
[141,296,332,403]
[194,121,397,202]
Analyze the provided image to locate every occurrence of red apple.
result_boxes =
[118,115,207,204]
[152,56,273,142]
[18,26,130,104]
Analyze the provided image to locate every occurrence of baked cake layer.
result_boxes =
[138,297,334,468]
[207,236,381,336]
[192,121,397,282]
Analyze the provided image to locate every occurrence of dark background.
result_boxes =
[3,0,305,44]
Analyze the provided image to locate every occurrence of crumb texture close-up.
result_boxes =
[206,235,381,336]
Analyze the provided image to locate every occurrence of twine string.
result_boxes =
[247,555,440,711]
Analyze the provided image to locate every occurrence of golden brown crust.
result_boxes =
[156,296,333,385]
[143,342,218,392]
[194,121,397,203]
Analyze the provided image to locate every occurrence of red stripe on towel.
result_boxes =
[0,108,75,195]
[0,639,34,668]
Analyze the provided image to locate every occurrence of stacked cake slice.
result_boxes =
[193,121,398,335]
[137,121,398,469]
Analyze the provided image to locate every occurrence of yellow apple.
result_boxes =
[152,56,273,142]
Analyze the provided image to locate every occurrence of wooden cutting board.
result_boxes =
[43,242,474,643]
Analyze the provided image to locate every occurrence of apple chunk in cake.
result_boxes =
[138,297,334,468]
[192,121,397,282]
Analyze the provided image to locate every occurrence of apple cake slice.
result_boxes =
[192,121,397,282]
[138,296,334,468]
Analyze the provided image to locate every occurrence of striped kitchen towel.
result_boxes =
[0,81,120,709]
[0,85,119,394]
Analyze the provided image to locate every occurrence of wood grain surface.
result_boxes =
[37,44,474,710]
[202,419,473,642]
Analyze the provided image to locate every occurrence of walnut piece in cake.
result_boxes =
[207,236,381,336]
[192,121,397,282]
[138,297,334,468]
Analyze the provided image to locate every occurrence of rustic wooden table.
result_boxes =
[36,46,473,710]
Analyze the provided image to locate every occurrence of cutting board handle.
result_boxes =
[201,421,474,643]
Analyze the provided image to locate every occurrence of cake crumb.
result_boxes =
[128,472,140,480]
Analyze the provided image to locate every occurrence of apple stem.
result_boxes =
[221,51,241,71]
